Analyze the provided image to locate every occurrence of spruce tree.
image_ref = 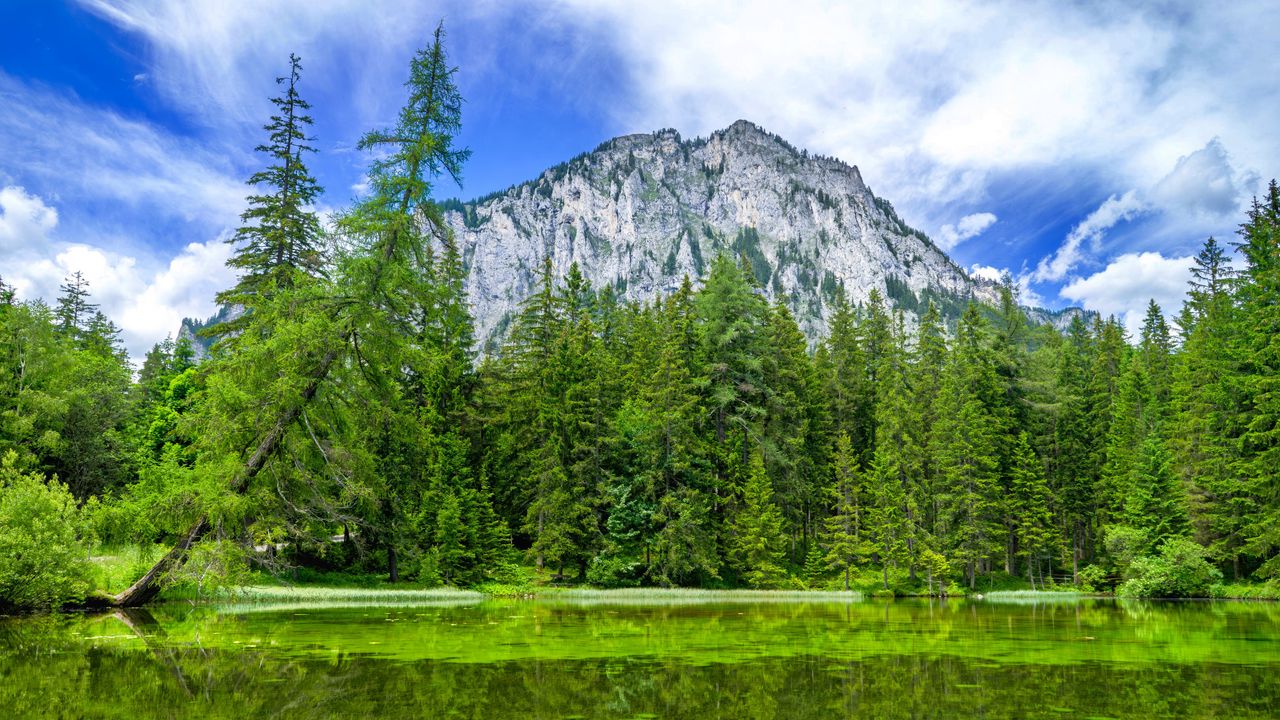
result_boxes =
[935,305,1002,588]
[54,271,97,340]
[730,455,788,588]
[1122,435,1190,553]
[1233,180,1280,576]
[218,54,325,316]
[823,433,865,590]
[1009,432,1056,587]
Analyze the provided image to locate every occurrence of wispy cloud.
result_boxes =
[0,72,245,233]
[1033,191,1148,283]
[938,212,996,251]
[557,1,1277,235]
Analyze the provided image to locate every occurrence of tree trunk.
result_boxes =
[113,518,209,607]
[113,348,342,607]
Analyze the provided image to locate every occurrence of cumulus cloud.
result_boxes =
[1153,138,1247,217]
[1059,252,1194,336]
[937,212,997,251]
[555,0,1278,230]
[0,186,235,361]
[1033,191,1147,283]
[0,186,58,252]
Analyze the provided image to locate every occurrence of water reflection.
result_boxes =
[2,598,1278,719]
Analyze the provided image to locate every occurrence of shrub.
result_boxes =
[0,452,93,610]
[1117,537,1222,598]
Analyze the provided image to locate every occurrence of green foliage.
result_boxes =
[1118,537,1223,598]
[6,15,1278,603]
[729,456,787,588]
[0,452,92,610]
[217,54,326,319]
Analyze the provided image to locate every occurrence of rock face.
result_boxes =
[444,120,1001,348]
[178,304,243,360]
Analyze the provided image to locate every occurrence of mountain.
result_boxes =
[443,119,1006,348]
[177,304,243,361]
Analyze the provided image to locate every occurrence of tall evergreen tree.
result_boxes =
[935,305,1002,588]
[823,433,866,590]
[1233,181,1280,576]
[1009,432,1056,587]
[218,54,325,317]
[730,455,787,588]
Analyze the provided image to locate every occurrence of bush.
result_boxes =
[1076,564,1109,592]
[1117,537,1222,598]
[586,554,643,588]
[0,452,93,610]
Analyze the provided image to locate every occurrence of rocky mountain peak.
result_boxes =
[438,121,1021,349]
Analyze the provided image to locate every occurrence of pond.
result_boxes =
[2,597,1278,718]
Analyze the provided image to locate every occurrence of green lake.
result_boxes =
[2,597,1279,718]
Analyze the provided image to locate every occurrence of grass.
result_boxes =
[979,590,1089,604]
[1211,583,1280,600]
[545,588,863,605]
[87,543,169,596]
[218,585,485,603]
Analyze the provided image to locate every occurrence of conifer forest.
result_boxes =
[4,27,1280,614]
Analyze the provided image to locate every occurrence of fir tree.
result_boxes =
[730,455,787,588]
[935,305,1002,588]
[824,433,866,590]
[218,54,325,316]
[1009,432,1056,588]
[54,271,97,340]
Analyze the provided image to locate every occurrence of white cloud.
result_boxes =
[76,0,495,133]
[1,186,235,361]
[968,264,1004,283]
[555,0,1279,233]
[938,212,997,251]
[0,186,59,252]
[0,73,245,230]
[1033,191,1147,283]
[1059,252,1194,337]
[969,263,1044,308]
[1153,138,1248,218]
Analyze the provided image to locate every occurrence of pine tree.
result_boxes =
[912,301,947,539]
[762,297,821,556]
[54,271,97,340]
[822,292,869,449]
[870,312,923,582]
[1097,354,1149,523]
[823,433,866,590]
[1009,432,1056,588]
[1233,180,1280,576]
[218,54,325,316]
[1139,300,1173,416]
[1122,435,1190,553]
[935,305,1002,588]
[696,253,770,454]
[1171,236,1245,576]
[730,455,788,588]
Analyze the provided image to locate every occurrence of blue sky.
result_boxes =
[1,1,1276,359]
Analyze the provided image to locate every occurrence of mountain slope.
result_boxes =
[444,120,1000,347]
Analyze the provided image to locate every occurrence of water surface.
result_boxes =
[2,597,1278,718]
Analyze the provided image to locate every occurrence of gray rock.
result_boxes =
[444,120,1002,349]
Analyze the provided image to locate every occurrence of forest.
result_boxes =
[2,27,1279,610]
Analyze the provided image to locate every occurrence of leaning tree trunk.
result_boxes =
[113,347,341,607]
[112,114,441,607]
